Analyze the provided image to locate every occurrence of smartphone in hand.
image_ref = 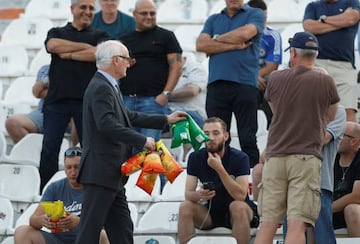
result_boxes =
[203,181,215,191]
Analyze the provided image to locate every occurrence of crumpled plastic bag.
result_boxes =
[40,200,69,233]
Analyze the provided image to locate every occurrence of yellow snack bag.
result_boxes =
[40,200,66,233]
[156,140,183,183]
[142,151,165,174]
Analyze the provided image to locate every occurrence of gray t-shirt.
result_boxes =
[41,178,83,243]
[321,105,346,192]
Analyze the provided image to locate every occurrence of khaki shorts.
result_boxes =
[315,59,358,111]
[257,155,321,226]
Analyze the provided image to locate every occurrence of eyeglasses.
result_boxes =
[64,147,82,157]
[79,5,95,11]
[135,11,156,17]
[288,37,293,44]
[116,55,132,62]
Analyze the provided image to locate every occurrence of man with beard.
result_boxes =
[178,117,258,244]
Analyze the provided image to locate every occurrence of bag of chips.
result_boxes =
[171,119,191,148]
[142,151,165,174]
[40,200,68,233]
[156,140,183,183]
[121,150,147,175]
[136,170,158,195]
[186,114,210,151]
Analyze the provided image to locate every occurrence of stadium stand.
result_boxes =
[0,198,14,240]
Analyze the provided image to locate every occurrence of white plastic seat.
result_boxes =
[135,202,181,234]
[41,170,66,194]
[157,0,208,23]
[0,198,14,237]
[23,0,72,25]
[3,76,39,107]
[0,44,29,86]
[134,235,176,244]
[1,133,70,170]
[0,236,14,244]
[27,47,51,76]
[1,17,54,58]
[125,171,161,213]
[128,202,139,227]
[0,164,40,213]
[118,0,136,15]
[188,236,237,244]
[174,25,203,52]
[158,170,186,201]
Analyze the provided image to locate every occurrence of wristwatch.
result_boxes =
[319,15,327,23]
[162,91,172,99]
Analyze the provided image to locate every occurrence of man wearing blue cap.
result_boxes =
[254,32,340,244]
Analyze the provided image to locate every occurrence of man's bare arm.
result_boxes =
[46,38,94,54]
[215,24,258,44]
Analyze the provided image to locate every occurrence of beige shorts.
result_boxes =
[315,59,358,111]
[257,155,321,226]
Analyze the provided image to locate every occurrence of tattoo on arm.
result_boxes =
[168,53,182,65]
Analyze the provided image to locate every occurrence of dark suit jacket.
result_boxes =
[78,72,167,190]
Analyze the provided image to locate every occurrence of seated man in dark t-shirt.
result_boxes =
[177,117,258,244]
[333,121,360,237]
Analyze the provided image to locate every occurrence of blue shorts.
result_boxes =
[27,109,43,133]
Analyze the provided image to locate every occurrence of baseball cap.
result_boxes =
[284,32,319,52]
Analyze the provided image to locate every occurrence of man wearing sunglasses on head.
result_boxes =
[14,147,109,244]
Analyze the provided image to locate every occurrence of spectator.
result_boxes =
[332,121,360,237]
[254,32,339,244]
[178,117,258,244]
[167,51,207,128]
[303,0,360,122]
[196,0,265,168]
[5,64,49,143]
[119,0,183,142]
[92,0,136,39]
[76,40,186,244]
[14,147,109,244]
[247,0,282,127]
[39,0,108,191]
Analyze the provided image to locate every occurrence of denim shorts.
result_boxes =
[27,109,43,133]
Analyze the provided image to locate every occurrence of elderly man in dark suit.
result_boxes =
[76,40,186,244]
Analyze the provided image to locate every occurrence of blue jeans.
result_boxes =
[123,96,168,142]
[282,189,336,244]
[39,100,83,191]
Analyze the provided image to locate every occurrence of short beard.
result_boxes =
[206,141,224,154]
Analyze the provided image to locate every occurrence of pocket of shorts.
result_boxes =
[257,182,264,217]
[301,183,321,223]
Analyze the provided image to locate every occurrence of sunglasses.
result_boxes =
[135,11,156,17]
[64,147,82,157]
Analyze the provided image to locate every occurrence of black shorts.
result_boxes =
[333,211,346,229]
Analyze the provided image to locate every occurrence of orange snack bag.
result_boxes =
[142,151,165,174]
[156,140,183,183]
[136,170,158,195]
[121,150,147,175]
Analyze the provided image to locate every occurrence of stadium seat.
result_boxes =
[0,164,40,214]
[27,47,51,76]
[117,0,136,15]
[128,202,139,227]
[136,202,181,234]
[188,236,237,244]
[1,133,69,170]
[0,44,29,87]
[1,17,54,59]
[125,170,161,213]
[134,235,176,244]
[23,0,71,26]
[157,0,208,23]
[158,170,186,201]
[3,76,39,107]
[0,197,14,238]
[41,170,66,194]
[0,236,14,244]
[174,25,203,52]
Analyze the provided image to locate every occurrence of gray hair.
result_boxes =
[293,48,318,59]
[95,40,127,69]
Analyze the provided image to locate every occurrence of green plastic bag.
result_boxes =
[186,114,209,151]
[171,119,191,148]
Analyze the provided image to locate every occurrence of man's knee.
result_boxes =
[229,201,252,222]
[179,200,198,218]
[344,204,360,222]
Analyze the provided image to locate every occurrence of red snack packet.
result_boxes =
[156,140,183,183]
[121,150,147,175]
[136,170,158,195]
[142,151,165,174]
